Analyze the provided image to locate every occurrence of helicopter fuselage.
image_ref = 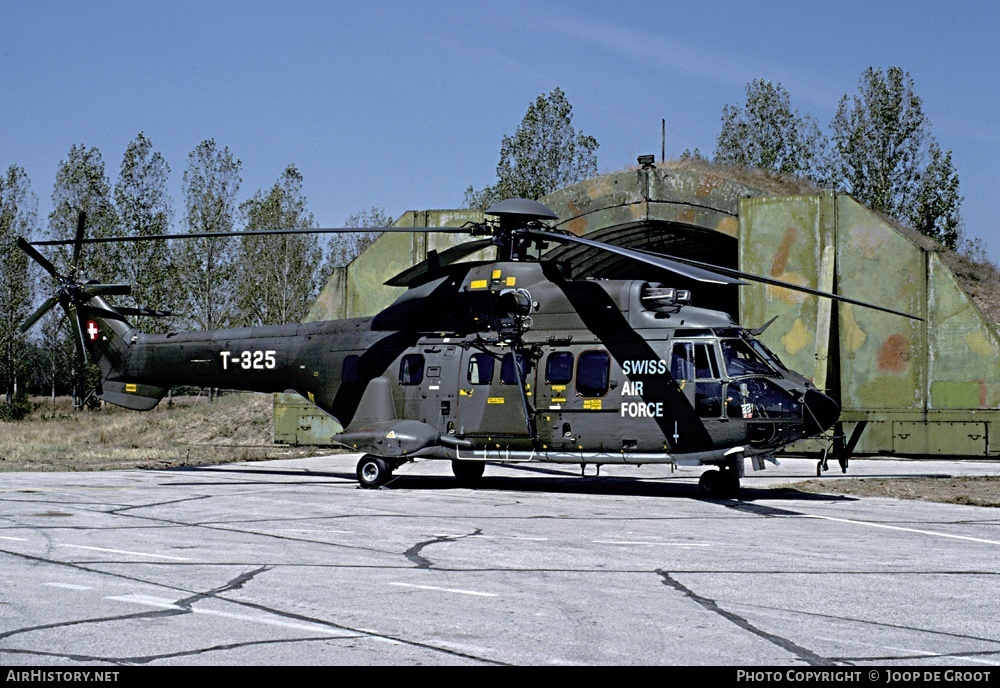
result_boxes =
[84,259,839,490]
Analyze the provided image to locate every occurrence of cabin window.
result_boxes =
[467,353,494,385]
[500,352,528,385]
[342,355,359,384]
[545,352,574,384]
[671,342,721,381]
[576,350,610,397]
[399,354,424,385]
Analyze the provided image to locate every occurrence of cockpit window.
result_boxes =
[727,378,802,419]
[747,337,789,372]
[720,339,776,377]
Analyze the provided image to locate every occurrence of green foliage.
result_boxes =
[831,66,929,219]
[829,65,963,248]
[174,139,241,330]
[714,79,830,184]
[0,166,37,403]
[114,132,178,332]
[236,165,321,326]
[0,388,36,422]
[908,142,963,249]
[48,145,119,282]
[465,87,598,210]
[43,145,120,408]
[716,67,965,250]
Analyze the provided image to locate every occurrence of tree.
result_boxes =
[236,165,320,326]
[908,142,963,250]
[0,166,38,407]
[114,132,177,332]
[715,79,829,183]
[831,67,927,220]
[174,139,241,331]
[465,87,598,209]
[47,145,118,407]
[48,145,119,282]
[831,66,962,248]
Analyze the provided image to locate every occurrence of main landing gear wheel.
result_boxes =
[452,460,485,485]
[698,469,739,498]
[357,455,392,489]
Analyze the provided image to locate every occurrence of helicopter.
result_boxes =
[18,198,918,496]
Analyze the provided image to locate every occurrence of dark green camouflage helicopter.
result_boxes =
[20,199,916,496]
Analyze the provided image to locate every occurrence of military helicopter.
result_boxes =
[19,199,917,496]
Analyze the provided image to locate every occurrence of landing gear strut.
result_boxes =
[816,421,865,476]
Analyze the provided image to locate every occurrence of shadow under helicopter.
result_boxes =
[164,462,857,504]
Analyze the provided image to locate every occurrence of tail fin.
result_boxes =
[76,298,168,411]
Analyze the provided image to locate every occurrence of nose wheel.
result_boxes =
[357,455,392,488]
[452,460,485,485]
[698,467,739,498]
[816,438,850,476]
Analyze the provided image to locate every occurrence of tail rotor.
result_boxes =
[18,212,133,362]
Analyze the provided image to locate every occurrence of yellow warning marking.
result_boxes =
[505,276,516,287]
[552,385,566,392]
[386,431,396,439]
[583,399,602,410]
[307,391,315,403]
[487,397,505,405]
[125,383,137,393]
[552,397,566,403]
[470,279,488,290]
[492,269,502,280]
[460,389,472,396]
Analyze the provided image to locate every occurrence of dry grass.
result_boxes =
[0,393,328,472]
[792,476,1000,507]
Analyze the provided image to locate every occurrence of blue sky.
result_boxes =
[3,1,999,261]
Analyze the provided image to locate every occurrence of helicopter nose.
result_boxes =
[803,389,840,436]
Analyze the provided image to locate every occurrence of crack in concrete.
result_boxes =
[0,549,506,665]
[404,529,483,568]
[176,565,270,609]
[657,569,834,666]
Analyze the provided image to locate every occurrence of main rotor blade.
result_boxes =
[29,226,474,246]
[17,237,60,278]
[650,252,924,320]
[385,239,496,287]
[20,296,58,334]
[87,305,173,320]
[82,284,132,297]
[527,229,745,285]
